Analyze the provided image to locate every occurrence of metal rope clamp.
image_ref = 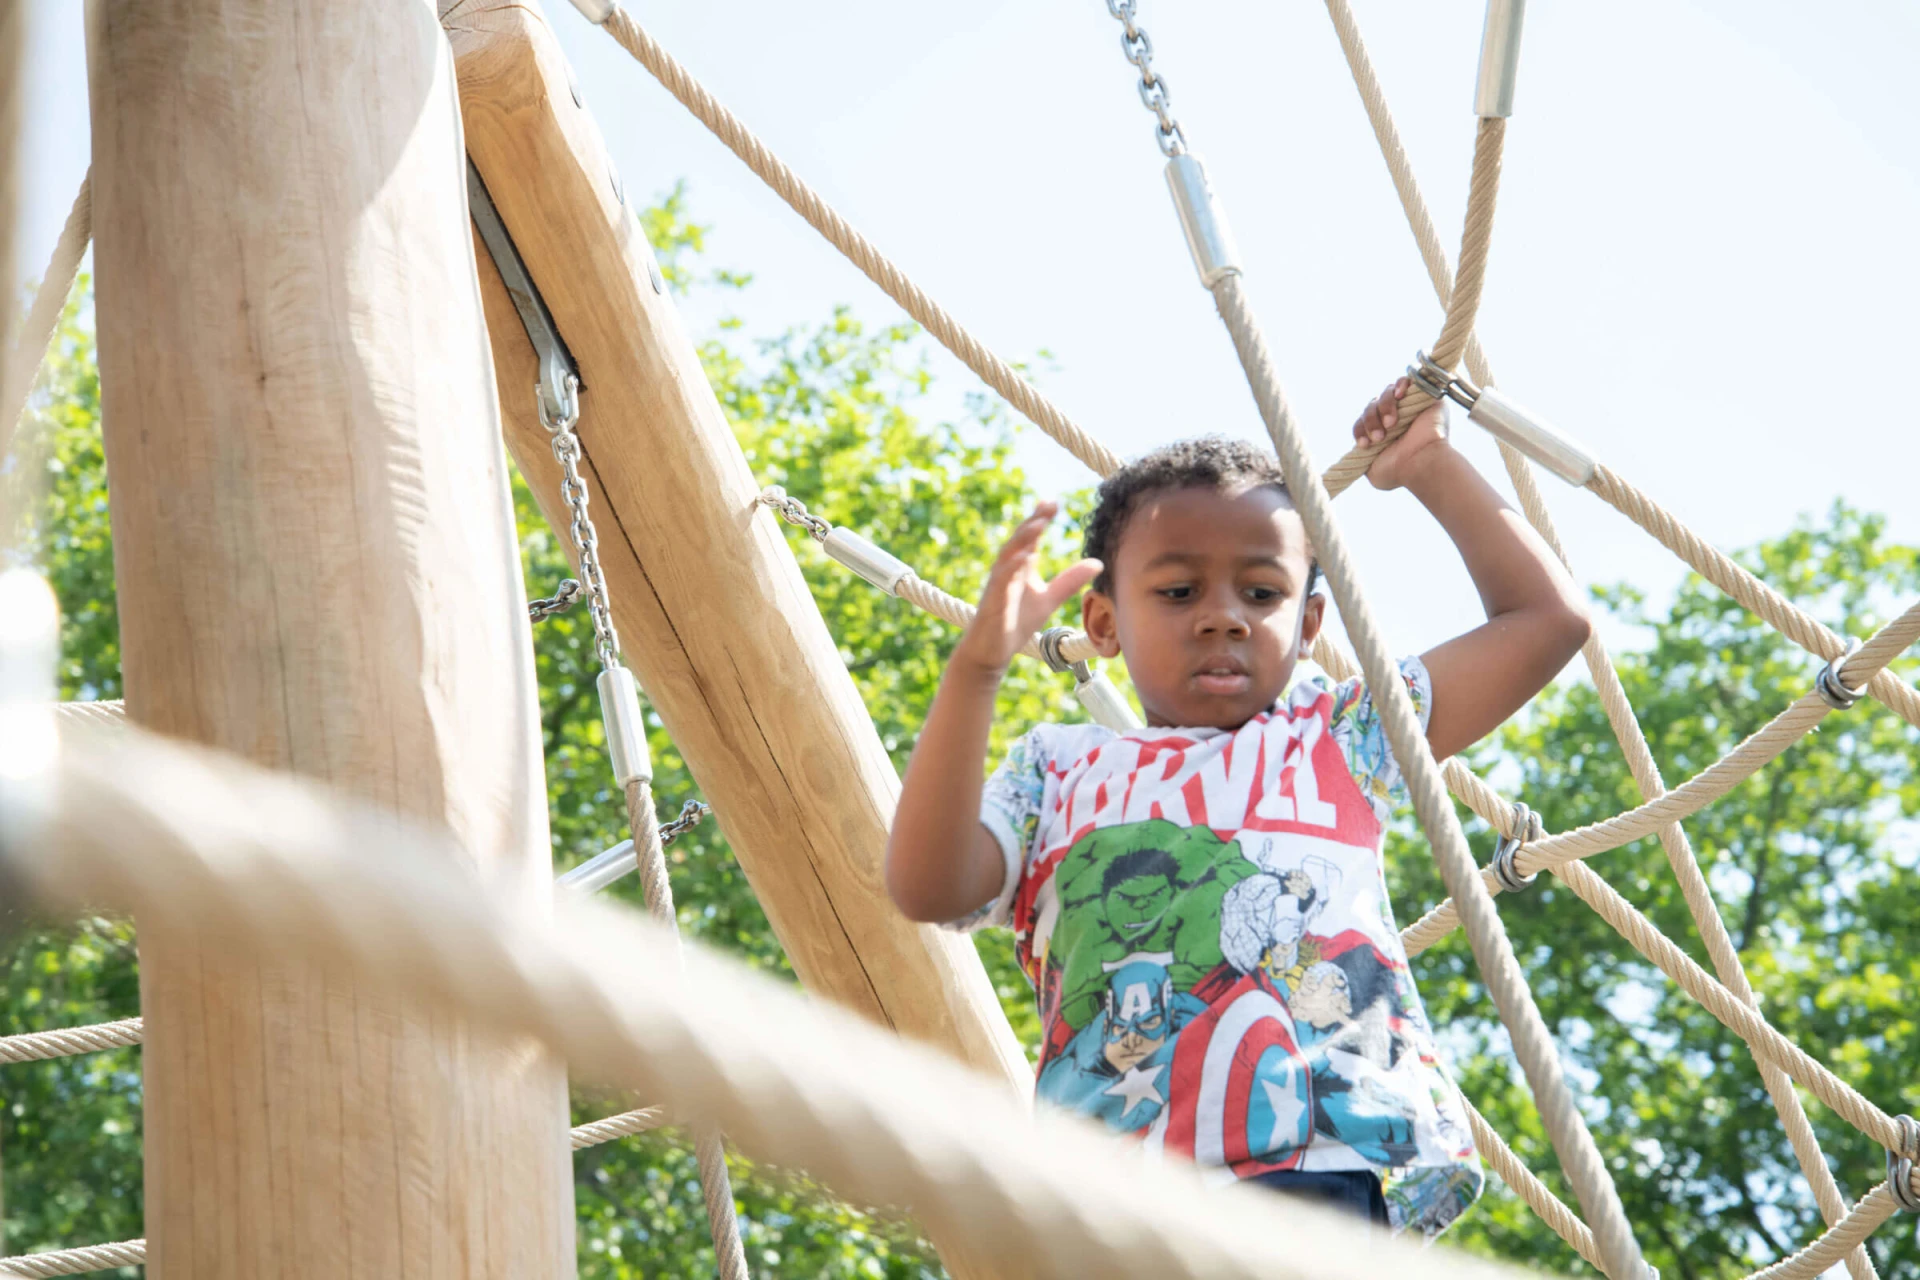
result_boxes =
[1889,1115,1920,1212]
[1490,801,1544,894]
[1406,351,1596,488]
[1037,626,1095,685]
[1815,638,1866,711]
[1038,627,1143,733]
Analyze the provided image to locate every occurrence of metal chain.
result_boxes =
[659,799,712,846]
[755,486,831,542]
[541,374,622,670]
[1104,0,1187,157]
[528,578,584,623]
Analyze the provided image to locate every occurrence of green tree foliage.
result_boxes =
[1403,507,1920,1278]
[4,198,1918,1278]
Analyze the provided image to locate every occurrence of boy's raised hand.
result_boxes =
[953,502,1102,677]
[1355,375,1451,491]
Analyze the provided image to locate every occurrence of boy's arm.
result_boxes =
[886,502,1101,923]
[1354,379,1593,762]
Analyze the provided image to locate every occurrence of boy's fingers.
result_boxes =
[1040,559,1103,612]
[994,507,1056,564]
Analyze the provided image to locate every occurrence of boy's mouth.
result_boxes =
[1191,656,1252,697]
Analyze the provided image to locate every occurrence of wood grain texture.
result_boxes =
[442,2,1027,1081]
[86,0,575,1274]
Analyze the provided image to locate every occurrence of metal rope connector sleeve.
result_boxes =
[566,0,616,25]
[1407,351,1596,487]
[0,569,60,919]
[1166,154,1243,289]
[756,490,913,595]
[1474,0,1527,119]
[1490,801,1544,894]
[1815,639,1867,711]
[598,665,653,791]
[1888,1115,1920,1212]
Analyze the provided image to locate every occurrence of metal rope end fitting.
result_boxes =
[1490,802,1542,894]
[597,665,653,790]
[1165,154,1242,290]
[1888,1115,1920,1213]
[822,528,914,596]
[567,0,617,24]
[1816,638,1867,711]
[1473,0,1527,118]
[0,569,61,922]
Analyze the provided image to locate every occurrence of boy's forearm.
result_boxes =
[886,658,1005,921]
[1403,444,1583,620]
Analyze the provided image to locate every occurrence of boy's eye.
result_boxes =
[1244,586,1282,603]
[1156,585,1194,601]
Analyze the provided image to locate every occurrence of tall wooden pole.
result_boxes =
[447,8,1027,1272]
[87,1,575,1275]
[446,3,1026,1084]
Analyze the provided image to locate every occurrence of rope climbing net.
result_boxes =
[3,2,1916,1278]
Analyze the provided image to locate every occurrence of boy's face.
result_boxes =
[1081,483,1322,729]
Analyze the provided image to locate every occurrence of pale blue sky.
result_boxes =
[15,1,1920,663]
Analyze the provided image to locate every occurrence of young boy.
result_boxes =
[885,380,1592,1238]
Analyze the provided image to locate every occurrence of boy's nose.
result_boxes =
[1195,601,1251,639]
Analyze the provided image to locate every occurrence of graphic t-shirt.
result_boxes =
[950,658,1483,1238]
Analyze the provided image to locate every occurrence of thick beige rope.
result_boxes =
[0,1107,676,1277]
[1546,857,1906,1151]
[595,6,1405,502]
[1744,1185,1901,1280]
[623,776,752,1280]
[1401,599,1920,955]
[1317,9,1885,1266]
[0,1239,147,1279]
[15,723,1532,1280]
[1586,465,1920,729]
[3,172,89,458]
[1459,1099,1602,1272]
[571,1105,667,1150]
[0,1017,142,1065]
[598,8,1120,478]
[1206,259,1641,1276]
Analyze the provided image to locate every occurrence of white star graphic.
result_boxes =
[1262,1070,1309,1151]
[1102,1063,1167,1120]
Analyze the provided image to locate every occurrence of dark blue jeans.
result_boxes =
[1252,1169,1389,1226]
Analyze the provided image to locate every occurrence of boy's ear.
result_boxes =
[1082,590,1123,660]
[1297,592,1326,661]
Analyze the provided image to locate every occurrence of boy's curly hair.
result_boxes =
[1083,436,1320,595]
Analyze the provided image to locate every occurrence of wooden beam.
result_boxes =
[87,1,575,1274]
[443,7,1026,1078]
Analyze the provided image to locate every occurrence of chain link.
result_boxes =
[755,487,831,542]
[1104,0,1187,157]
[528,578,584,623]
[542,375,622,670]
[659,799,712,846]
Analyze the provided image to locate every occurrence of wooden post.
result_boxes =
[446,3,1027,1088]
[87,1,575,1275]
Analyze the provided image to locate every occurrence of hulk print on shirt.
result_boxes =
[1050,819,1260,1033]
